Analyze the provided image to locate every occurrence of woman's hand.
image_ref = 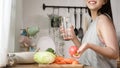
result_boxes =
[73,43,89,58]
[59,25,76,40]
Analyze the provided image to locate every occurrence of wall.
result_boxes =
[22,0,86,57]
[14,0,120,57]
[116,0,120,38]
[8,0,16,52]
[14,0,23,52]
[111,0,120,38]
[0,0,13,66]
[23,0,85,28]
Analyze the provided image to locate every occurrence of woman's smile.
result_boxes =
[88,0,97,5]
[86,0,104,11]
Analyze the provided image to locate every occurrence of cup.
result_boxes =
[61,17,72,40]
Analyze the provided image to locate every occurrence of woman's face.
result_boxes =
[86,0,106,11]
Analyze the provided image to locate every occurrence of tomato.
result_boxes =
[69,46,78,57]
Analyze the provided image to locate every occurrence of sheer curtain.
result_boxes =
[0,0,13,67]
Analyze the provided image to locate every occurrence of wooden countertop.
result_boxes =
[117,61,120,68]
[38,64,84,68]
[7,63,86,68]
[7,61,120,68]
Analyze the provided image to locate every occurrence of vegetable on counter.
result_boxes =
[34,47,80,65]
[34,51,56,64]
[53,56,79,64]
[46,48,55,55]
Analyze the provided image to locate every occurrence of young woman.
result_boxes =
[60,0,119,68]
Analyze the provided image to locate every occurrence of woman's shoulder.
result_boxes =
[98,14,111,21]
[97,14,114,33]
[97,14,113,26]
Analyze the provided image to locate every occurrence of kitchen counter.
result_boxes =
[117,61,120,68]
[7,61,120,68]
[7,63,93,68]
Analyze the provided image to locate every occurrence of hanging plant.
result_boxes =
[48,14,62,27]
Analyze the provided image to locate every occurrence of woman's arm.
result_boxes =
[77,15,119,59]
[72,36,81,48]
[70,26,81,48]
[96,15,119,59]
[88,43,118,59]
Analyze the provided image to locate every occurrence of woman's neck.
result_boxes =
[91,10,98,20]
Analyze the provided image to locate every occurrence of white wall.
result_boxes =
[111,0,120,38]
[8,0,16,52]
[22,0,86,57]
[0,0,13,66]
[117,0,120,38]
[23,0,85,28]
[14,0,120,57]
[14,0,23,52]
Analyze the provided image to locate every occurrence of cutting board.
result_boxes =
[38,64,84,68]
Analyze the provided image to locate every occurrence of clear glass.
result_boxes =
[61,17,72,40]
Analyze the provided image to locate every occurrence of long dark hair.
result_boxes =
[88,0,113,21]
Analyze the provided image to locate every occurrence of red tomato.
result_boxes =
[69,46,78,57]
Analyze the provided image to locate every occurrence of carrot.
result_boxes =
[54,60,66,64]
[64,58,74,64]
[52,56,79,64]
[72,60,79,64]
[53,56,66,64]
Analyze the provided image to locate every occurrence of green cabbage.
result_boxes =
[46,48,55,54]
[34,51,56,64]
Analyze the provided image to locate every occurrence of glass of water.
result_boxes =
[61,17,72,40]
